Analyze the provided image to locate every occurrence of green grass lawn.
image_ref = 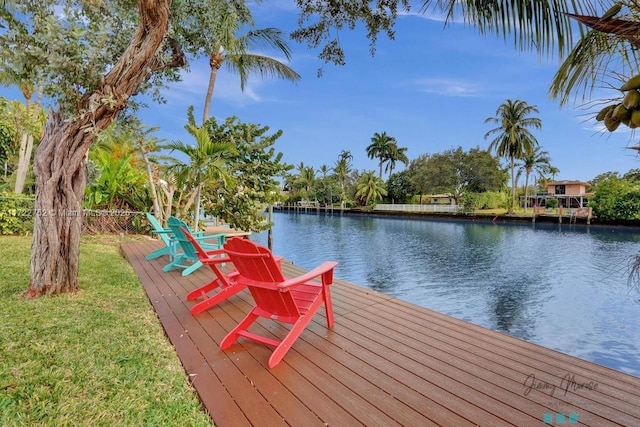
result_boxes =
[0,236,213,427]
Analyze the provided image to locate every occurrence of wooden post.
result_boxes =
[267,204,274,250]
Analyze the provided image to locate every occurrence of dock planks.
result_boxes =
[121,240,640,426]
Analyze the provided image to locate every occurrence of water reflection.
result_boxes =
[252,211,640,376]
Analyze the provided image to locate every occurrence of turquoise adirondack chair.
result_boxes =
[144,212,205,261]
[163,216,226,276]
[145,213,177,261]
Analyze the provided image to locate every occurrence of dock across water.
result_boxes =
[122,240,640,426]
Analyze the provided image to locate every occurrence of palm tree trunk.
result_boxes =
[523,171,530,212]
[202,52,222,124]
[510,156,516,214]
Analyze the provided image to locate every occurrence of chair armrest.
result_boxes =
[197,248,232,264]
[195,233,226,249]
[194,232,225,242]
[277,261,338,289]
[151,228,173,235]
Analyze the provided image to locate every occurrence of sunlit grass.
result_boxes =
[0,236,213,426]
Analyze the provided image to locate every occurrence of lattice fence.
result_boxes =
[81,210,147,235]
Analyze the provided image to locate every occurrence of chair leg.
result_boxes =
[162,255,186,272]
[221,310,260,349]
[268,313,316,368]
[186,279,221,301]
[189,283,245,315]
[323,288,335,328]
[168,241,178,261]
[181,260,203,276]
[146,246,169,260]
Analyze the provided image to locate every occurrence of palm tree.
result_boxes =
[385,142,409,177]
[355,171,387,206]
[366,132,395,179]
[164,109,235,230]
[338,150,353,164]
[301,166,316,198]
[548,166,560,181]
[333,151,353,207]
[201,5,300,123]
[319,164,331,178]
[516,146,552,211]
[485,99,542,213]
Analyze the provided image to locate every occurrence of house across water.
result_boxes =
[526,180,593,224]
[525,180,592,209]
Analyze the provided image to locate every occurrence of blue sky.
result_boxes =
[4,4,640,183]
[145,3,638,183]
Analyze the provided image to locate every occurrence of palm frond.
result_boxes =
[226,53,300,90]
[423,0,596,58]
[550,27,640,106]
[240,28,295,60]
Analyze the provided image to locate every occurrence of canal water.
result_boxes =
[251,211,640,377]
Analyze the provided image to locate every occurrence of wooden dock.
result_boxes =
[121,240,640,426]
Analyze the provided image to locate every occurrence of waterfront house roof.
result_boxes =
[547,180,590,186]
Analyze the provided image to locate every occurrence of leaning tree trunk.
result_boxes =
[193,182,203,232]
[13,133,33,194]
[140,147,162,221]
[26,1,176,297]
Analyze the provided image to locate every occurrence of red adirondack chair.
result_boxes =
[220,237,338,368]
[181,226,245,315]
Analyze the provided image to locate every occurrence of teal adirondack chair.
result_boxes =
[145,213,178,261]
[145,212,207,261]
[163,216,226,276]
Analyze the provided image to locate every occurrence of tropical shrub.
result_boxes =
[589,175,640,220]
[479,191,508,209]
[459,193,480,213]
[200,116,291,232]
[84,151,149,211]
[459,191,508,212]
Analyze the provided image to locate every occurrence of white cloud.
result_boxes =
[398,1,466,24]
[411,77,480,97]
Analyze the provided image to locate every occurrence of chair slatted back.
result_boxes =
[146,213,172,247]
[181,225,230,285]
[180,226,209,261]
[223,238,300,319]
[167,217,199,259]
